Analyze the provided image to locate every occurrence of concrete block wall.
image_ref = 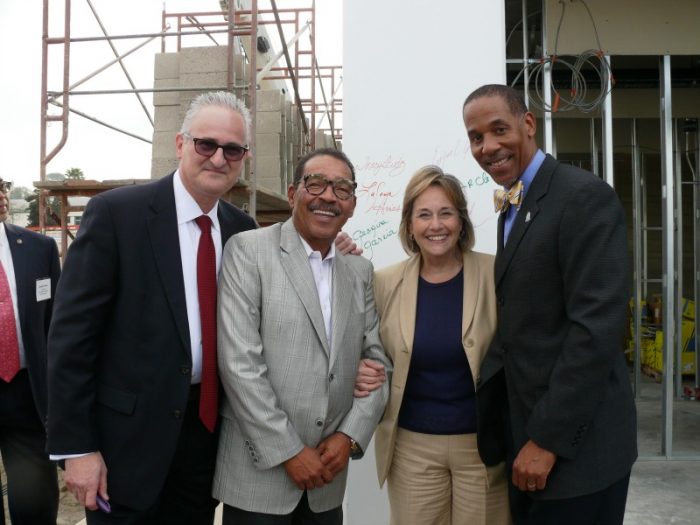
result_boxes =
[151,46,249,179]
[151,46,311,196]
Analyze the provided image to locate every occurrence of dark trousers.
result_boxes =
[0,369,59,525]
[86,385,219,525]
[222,492,343,525]
[509,472,631,525]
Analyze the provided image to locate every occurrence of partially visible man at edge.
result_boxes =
[46,91,363,525]
[462,84,637,525]
[0,177,60,525]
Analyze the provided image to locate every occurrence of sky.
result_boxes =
[0,0,342,191]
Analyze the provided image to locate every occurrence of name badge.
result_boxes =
[36,278,51,302]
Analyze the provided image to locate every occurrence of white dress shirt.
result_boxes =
[0,222,26,368]
[299,236,335,348]
[173,170,222,384]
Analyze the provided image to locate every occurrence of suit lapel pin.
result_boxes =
[525,211,531,223]
[16,238,23,244]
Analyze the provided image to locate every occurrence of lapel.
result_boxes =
[5,224,27,335]
[279,219,330,356]
[494,155,557,287]
[330,252,352,367]
[460,251,478,342]
[217,202,237,245]
[398,255,420,355]
[397,252,478,358]
[145,174,191,359]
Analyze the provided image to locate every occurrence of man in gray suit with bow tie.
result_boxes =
[214,148,390,525]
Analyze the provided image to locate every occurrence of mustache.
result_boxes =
[309,202,341,216]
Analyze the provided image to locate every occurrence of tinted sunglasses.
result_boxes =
[184,133,249,161]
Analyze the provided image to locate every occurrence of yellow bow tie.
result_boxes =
[493,180,524,213]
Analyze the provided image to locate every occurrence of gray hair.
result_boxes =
[180,91,252,143]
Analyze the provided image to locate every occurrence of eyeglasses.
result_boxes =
[0,181,12,193]
[185,133,249,161]
[302,174,357,201]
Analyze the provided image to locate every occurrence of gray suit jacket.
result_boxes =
[213,219,390,514]
[479,155,637,499]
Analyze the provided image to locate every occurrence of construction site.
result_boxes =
[1,0,700,524]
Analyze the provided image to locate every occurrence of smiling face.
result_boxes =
[175,105,249,212]
[463,94,537,188]
[288,154,356,255]
[409,184,462,264]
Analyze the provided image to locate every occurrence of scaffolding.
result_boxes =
[39,0,342,252]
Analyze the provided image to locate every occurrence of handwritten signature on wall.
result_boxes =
[352,220,398,260]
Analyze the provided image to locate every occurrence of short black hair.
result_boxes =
[463,84,528,117]
[292,148,356,187]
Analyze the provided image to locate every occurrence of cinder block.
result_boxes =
[179,46,228,74]
[255,175,284,194]
[256,110,284,133]
[257,89,286,111]
[255,155,283,181]
[286,161,294,188]
[181,72,228,91]
[152,131,177,160]
[151,157,179,179]
[233,54,248,80]
[154,53,180,80]
[154,106,182,133]
[255,133,283,157]
[153,79,180,106]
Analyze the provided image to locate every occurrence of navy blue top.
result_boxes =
[398,269,477,435]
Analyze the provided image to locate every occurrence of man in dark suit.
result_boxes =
[463,84,637,524]
[47,91,257,525]
[0,177,60,525]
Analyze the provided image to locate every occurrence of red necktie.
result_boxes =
[0,260,20,383]
[195,215,218,432]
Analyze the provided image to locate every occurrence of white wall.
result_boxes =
[344,0,507,272]
[343,2,506,523]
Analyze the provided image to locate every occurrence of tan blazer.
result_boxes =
[373,250,497,485]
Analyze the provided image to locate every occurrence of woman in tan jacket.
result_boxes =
[361,166,509,525]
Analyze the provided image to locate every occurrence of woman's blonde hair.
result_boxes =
[398,165,475,255]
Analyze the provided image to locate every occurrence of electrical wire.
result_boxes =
[511,0,613,113]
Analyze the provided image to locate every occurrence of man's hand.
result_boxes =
[283,446,334,491]
[317,433,352,476]
[65,452,109,510]
[354,358,386,397]
[335,231,363,256]
[512,440,557,492]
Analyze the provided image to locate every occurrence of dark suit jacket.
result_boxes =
[47,174,256,510]
[477,155,637,500]
[4,223,60,424]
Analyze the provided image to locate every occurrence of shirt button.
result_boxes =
[465,339,474,348]
[329,373,335,382]
[315,418,324,427]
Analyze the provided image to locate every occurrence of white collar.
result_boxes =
[173,170,220,231]
[299,235,335,261]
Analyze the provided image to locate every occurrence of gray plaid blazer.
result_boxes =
[213,219,390,514]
